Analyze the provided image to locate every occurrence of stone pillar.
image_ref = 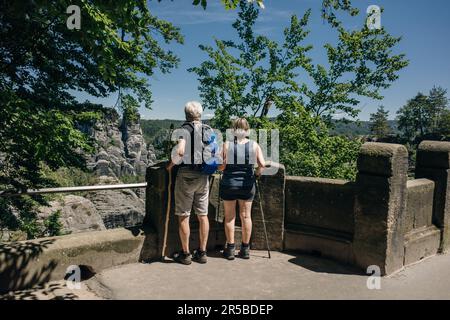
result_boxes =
[251,163,285,251]
[415,141,450,252]
[353,143,408,275]
[142,162,171,260]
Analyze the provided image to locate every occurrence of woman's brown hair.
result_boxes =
[232,117,250,132]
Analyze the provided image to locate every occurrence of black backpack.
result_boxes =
[180,122,219,175]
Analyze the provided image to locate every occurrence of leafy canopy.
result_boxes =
[189,0,408,128]
[397,86,449,142]
[0,0,183,237]
[189,0,397,179]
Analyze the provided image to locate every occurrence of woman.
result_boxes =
[218,118,265,260]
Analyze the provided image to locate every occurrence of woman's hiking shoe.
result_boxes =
[223,244,235,260]
[238,244,250,259]
[192,249,208,264]
[172,251,192,265]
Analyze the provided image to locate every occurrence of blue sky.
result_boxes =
[75,0,450,121]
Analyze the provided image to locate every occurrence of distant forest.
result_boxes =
[140,118,399,158]
[140,118,399,141]
[330,120,399,136]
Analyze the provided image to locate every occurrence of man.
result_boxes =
[166,101,210,265]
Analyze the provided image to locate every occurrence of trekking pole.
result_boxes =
[215,172,223,244]
[255,176,271,259]
[161,168,172,261]
[161,124,175,261]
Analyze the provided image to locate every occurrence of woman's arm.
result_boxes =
[255,142,266,176]
[218,141,228,171]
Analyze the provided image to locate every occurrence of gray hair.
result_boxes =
[184,101,203,122]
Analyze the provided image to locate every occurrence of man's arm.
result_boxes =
[166,138,186,171]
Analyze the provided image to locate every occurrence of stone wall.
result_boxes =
[143,162,285,258]
[284,177,355,264]
[283,141,450,275]
[403,179,440,266]
[415,141,450,252]
[0,227,156,294]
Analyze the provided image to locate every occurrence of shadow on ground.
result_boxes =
[286,251,365,276]
[0,281,78,300]
[0,239,58,295]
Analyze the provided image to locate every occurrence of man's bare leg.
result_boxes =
[178,215,190,253]
[197,214,209,252]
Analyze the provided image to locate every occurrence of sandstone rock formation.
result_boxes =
[86,189,145,229]
[38,195,106,234]
[83,176,145,229]
[40,110,153,234]
[77,109,156,178]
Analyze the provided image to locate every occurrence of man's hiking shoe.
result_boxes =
[223,244,235,260]
[172,251,192,265]
[192,249,207,264]
[238,245,250,259]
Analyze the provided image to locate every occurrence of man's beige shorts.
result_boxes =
[174,167,209,216]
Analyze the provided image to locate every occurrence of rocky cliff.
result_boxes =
[77,109,156,178]
[38,109,155,234]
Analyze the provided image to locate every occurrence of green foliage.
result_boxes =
[0,195,63,240]
[189,0,408,128]
[120,174,146,184]
[40,165,98,189]
[277,100,362,180]
[189,0,406,179]
[369,106,391,139]
[141,119,185,159]
[121,94,141,124]
[430,86,449,135]
[44,210,64,237]
[396,87,449,142]
[437,109,450,137]
[188,0,264,10]
[0,0,183,236]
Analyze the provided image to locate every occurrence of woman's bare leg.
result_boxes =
[223,200,237,244]
[238,200,253,244]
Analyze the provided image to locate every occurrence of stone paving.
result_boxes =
[3,250,450,300]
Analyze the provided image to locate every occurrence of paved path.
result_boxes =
[3,251,450,300]
[88,251,450,300]
[0,281,101,300]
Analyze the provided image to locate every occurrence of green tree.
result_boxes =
[188,0,352,12]
[189,0,406,178]
[428,86,449,133]
[0,0,183,238]
[437,109,450,138]
[396,93,430,141]
[369,106,391,139]
[190,0,407,128]
[277,99,362,180]
[397,88,448,141]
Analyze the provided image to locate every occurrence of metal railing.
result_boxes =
[0,183,147,197]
